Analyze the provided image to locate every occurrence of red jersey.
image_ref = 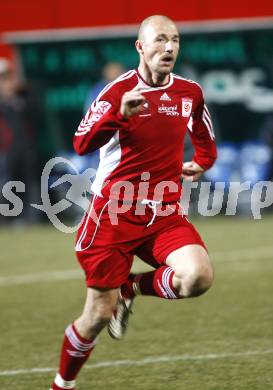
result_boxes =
[73,69,217,203]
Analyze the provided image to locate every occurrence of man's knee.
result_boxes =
[167,245,214,298]
[181,261,214,297]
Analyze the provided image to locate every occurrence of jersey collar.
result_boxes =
[136,69,174,91]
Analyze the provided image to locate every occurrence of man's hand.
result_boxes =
[181,161,205,181]
[120,86,146,117]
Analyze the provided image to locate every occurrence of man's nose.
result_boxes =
[165,41,174,53]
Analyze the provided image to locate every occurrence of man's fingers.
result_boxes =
[128,97,145,107]
[181,174,201,182]
[181,162,204,182]
[181,171,203,182]
[126,91,145,100]
[120,86,146,116]
[124,93,145,108]
[182,161,194,168]
[182,162,204,174]
[192,173,202,181]
[123,93,145,102]
[181,174,193,181]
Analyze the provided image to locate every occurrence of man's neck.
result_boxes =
[137,64,169,86]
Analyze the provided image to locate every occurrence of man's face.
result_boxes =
[140,20,180,76]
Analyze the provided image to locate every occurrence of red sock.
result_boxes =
[121,266,179,299]
[121,273,139,299]
[51,323,97,390]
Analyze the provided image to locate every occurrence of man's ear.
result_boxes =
[135,40,144,55]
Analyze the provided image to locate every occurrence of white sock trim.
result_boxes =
[162,267,177,299]
[55,373,76,389]
[65,324,98,351]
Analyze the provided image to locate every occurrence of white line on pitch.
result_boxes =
[0,269,83,286]
[0,246,272,287]
[214,246,273,262]
[0,348,272,377]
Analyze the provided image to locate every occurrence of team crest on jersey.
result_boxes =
[182,98,193,117]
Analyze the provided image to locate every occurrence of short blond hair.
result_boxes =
[138,15,177,40]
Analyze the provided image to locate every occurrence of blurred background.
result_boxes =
[1,3,273,390]
[0,0,273,223]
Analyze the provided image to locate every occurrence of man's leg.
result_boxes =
[108,244,213,340]
[50,287,119,390]
[122,244,213,300]
[165,244,214,297]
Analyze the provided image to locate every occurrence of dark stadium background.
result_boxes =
[0,3,273,390]
[1,1,273,162]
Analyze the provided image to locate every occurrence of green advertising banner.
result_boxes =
[16,27,273,161]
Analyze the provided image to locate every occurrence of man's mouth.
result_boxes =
[160,55,174,65]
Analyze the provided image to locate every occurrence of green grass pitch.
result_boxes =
[0,216,273,389]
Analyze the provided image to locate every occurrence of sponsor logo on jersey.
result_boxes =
[182,98,193,117]
[160,92,171,101]
[158,104,179,116]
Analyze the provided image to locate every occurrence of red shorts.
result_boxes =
[75,196,206,289]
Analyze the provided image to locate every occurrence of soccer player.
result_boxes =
[50,15,217,390]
